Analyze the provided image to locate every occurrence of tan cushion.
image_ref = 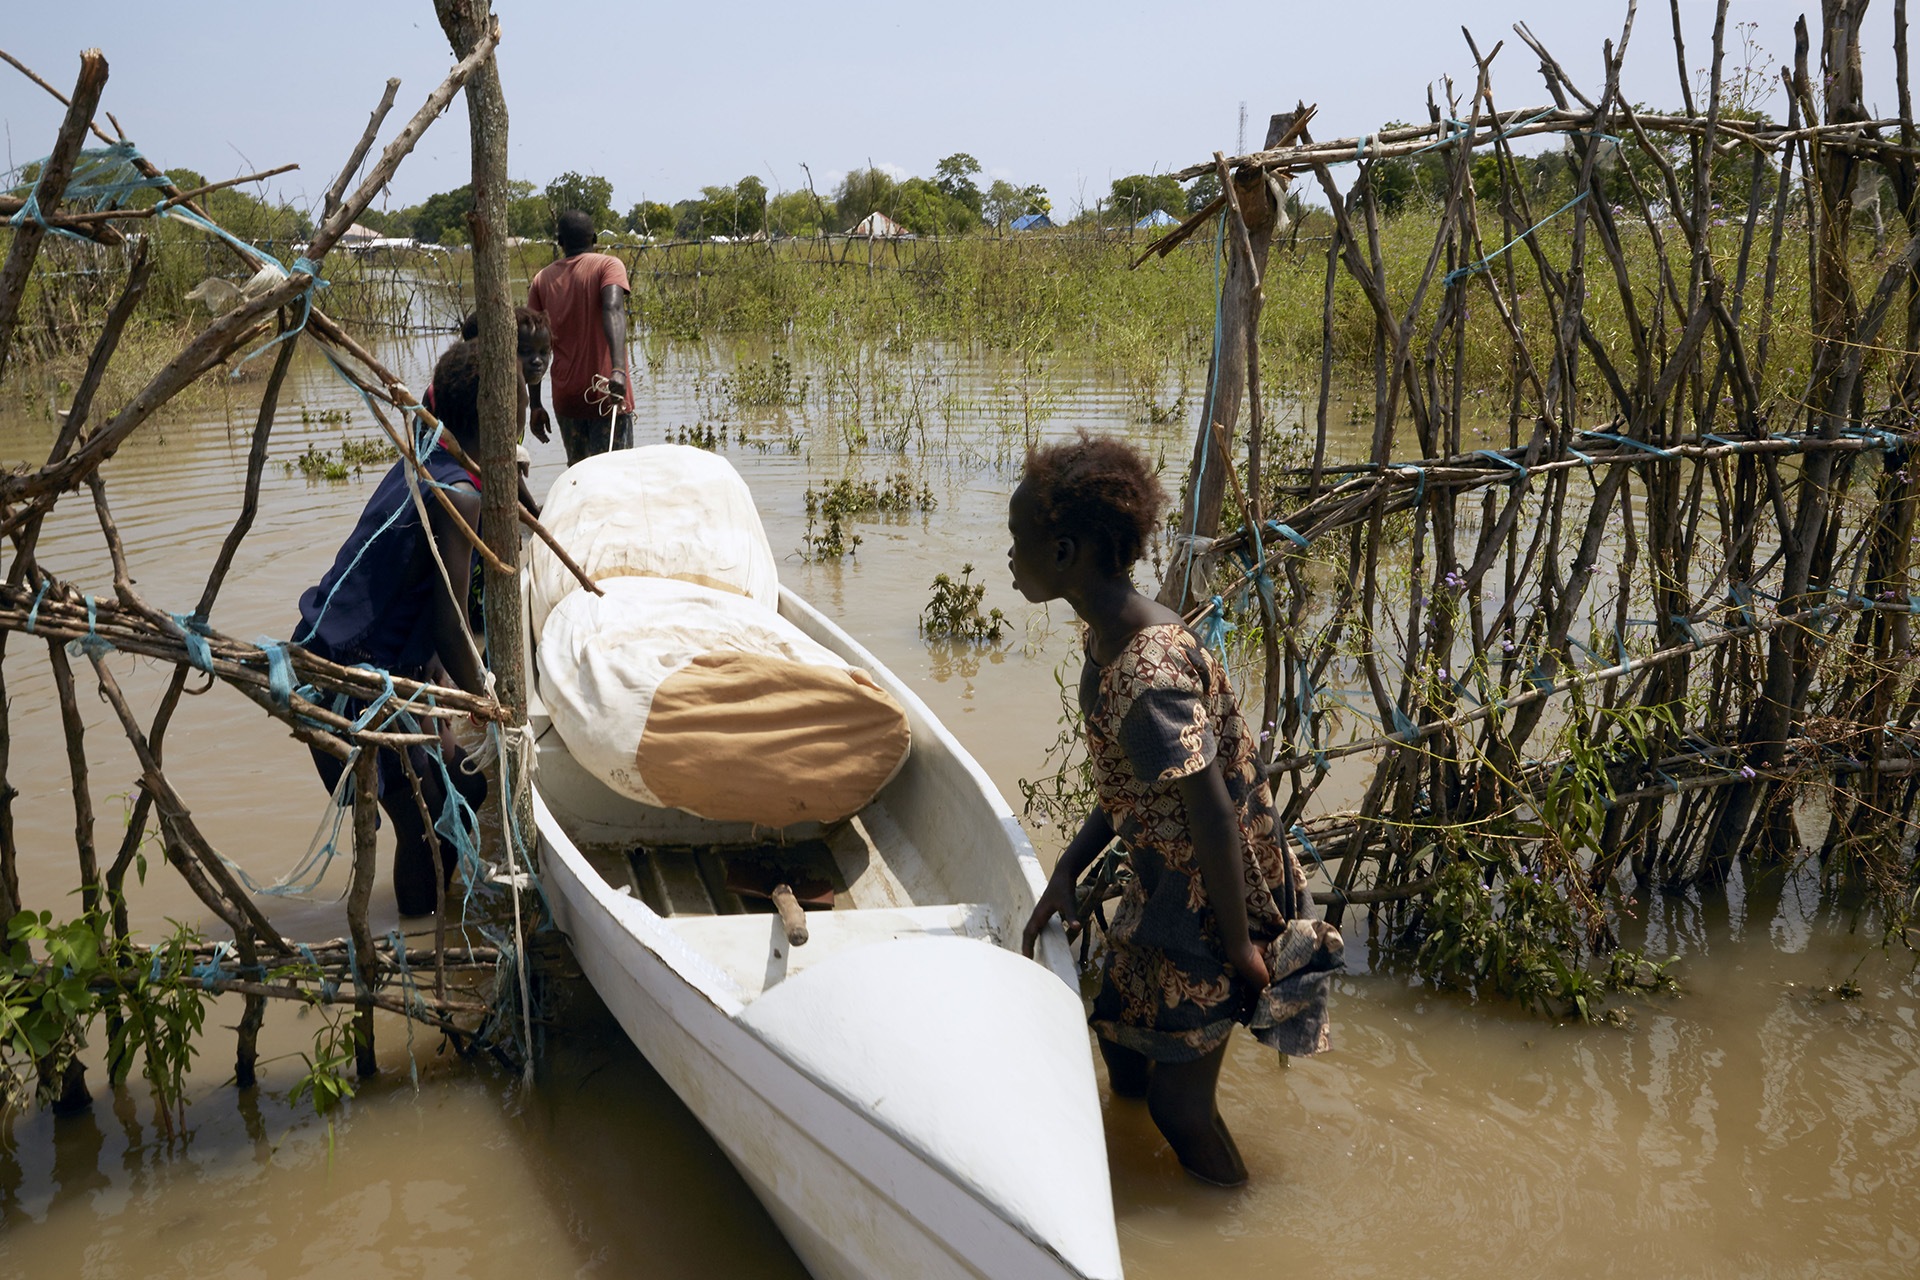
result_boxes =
[539,576,911,825]
[637,652,912,824]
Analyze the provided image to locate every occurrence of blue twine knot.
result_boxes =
[24,580,48,634]
[1265,520,1310,550]
[255,638,296,709]
[6,141,171,240]
[1581,429,1676,459]
[172,612,214,673]
[229,254,329,375]
[66,594,114,660]
[192,939,234,990]
[1198,595,1234,655]
[1474,449,1529,483]
[297,942,336,1000]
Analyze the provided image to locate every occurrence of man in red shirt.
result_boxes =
[527,209,634,464]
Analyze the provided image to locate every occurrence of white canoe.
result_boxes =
[529,586,1123,1280]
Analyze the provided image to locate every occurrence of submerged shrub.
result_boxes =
[920,563,1006,644]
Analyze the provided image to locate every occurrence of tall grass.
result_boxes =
[5,201,1877,437]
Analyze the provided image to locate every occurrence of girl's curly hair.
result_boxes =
[1021,431,1167,575]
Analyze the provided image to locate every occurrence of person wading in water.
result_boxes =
[293,341,492,916]
[526,209,633,464]
[1012,431,1342,1186]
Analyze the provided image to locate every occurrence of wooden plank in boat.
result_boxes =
[629,846,719,917]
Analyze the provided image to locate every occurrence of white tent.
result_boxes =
[850,211,908,238]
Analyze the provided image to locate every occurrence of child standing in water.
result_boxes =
[1013,432,1342,1186]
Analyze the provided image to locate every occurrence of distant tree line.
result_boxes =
[352,154,1062,244]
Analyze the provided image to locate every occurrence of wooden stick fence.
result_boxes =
[0,16,544,1112]
[1150,0,1920,951]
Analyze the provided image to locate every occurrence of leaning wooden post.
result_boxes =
[1156,158,1276,612]
[439,0,538,1080]
[436,0,528,844]
[0,49,107,380]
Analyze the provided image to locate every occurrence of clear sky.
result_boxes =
[1,1,1903,218]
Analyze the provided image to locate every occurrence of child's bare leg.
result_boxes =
[1098,1036,1152,1099]
[1146,1036,1247,1186]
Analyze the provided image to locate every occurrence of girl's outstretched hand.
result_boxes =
[1022,874,1081,958]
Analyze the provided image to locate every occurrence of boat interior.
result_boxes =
[569,813,1000,1001]
[525,588,1050,1003]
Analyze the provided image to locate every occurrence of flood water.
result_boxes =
[0,333,1916,1278]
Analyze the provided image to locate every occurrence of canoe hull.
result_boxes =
[539,790,1110,1279]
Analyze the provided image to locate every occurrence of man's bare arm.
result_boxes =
[600,282,630,402]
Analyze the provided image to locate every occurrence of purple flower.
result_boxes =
[1739,765,1757,780]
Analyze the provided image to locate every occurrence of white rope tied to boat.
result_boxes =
[484,671,538,1086]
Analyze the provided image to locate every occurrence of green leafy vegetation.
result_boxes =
[1107,173,1185,222]
[1017,655,1097,834]
[544,170,619,232]
[2,908,209,1134]
[727,352,809,407]
[919,563,1007,643]
[285,436,397,481]
[799,472,936,560]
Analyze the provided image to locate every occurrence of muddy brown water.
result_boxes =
[0,337,1915,1278]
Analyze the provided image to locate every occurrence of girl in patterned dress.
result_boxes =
[1013,433,1341,1186]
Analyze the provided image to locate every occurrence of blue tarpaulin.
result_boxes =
[1010,212,1053,231]
[1134,209,1179,229]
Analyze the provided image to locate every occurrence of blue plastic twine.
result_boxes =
[256,638,296,709]
[1446,190,1590,289]
[1179,216,1229,610]
[172,612,214,672]
[23,580,47,634]
[67,594,114,660]
[1198,595,1234,655]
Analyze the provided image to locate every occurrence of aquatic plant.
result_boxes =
[800,485,861,560]
[728,352,809,407]
[919,564,1007,644]
[667,422,723,451]
[285,435,396,480]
